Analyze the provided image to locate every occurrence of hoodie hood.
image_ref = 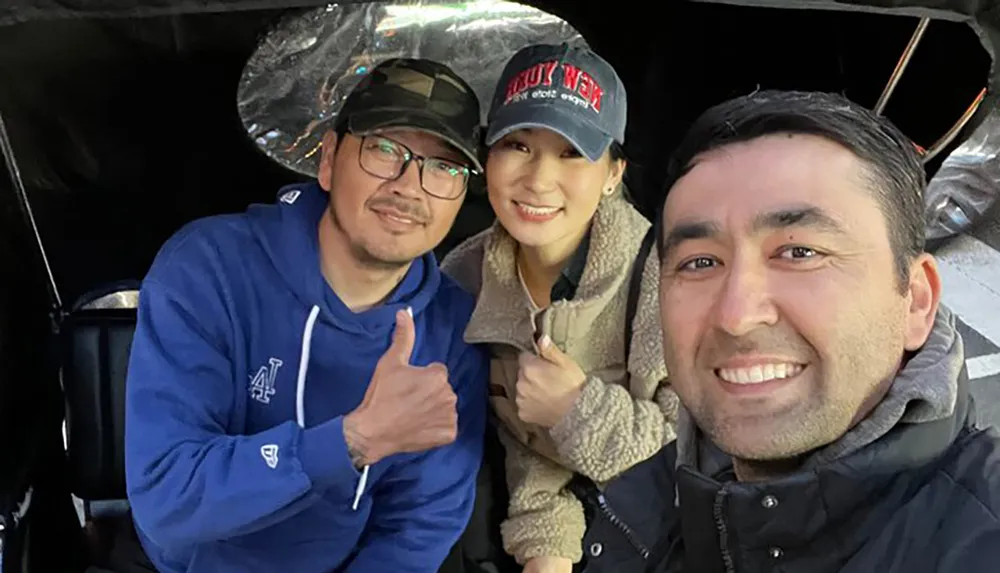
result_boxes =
[676,305,968,474]
[245,182,441,336]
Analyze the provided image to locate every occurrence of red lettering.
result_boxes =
[504,70,530,104]
[526,64,543,88]
[514,73,527,95]
[575,74,604,112]
[505,62,561,104]
[561,63,581,91]
[578,74,592,99]
[542,61,558,86]
[588,82,604,112]
[504,76,519,103]
[506,62,603,110]
[566,68,604,112]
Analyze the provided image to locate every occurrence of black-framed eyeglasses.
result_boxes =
[356,134,474,200]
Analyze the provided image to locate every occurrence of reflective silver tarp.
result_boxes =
[926,107,1000,240]
[77,290,139,310]
[237,0,586,177]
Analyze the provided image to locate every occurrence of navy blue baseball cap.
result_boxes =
[485,43,627,162]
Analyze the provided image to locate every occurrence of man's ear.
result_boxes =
[317,130,340,192]
[903,252,942,351]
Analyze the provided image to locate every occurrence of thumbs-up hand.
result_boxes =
[344,308,458,466]
[514,335,587,428]
[523,556,573,573]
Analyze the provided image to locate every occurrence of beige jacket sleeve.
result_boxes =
[497,426,586,564]
[548,376,676,482]
[550,245,678,482]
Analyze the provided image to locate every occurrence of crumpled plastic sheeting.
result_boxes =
[77,290,139,310]
[926,107,1000,240]
[236,0,586,177]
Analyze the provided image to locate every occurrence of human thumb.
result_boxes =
[536,334,566,365]
[386,306,416,365]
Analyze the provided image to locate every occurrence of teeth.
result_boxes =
[384,214,415,224]
[717,363,803,384]
[517,202,560,215]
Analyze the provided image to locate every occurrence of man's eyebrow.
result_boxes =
[659,206,846,261]
[661,220,721,259]
[751,206,847,235]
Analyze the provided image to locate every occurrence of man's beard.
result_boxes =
[328,202,415,272]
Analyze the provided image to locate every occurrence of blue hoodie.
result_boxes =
[124,182,488,573]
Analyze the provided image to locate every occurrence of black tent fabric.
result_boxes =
[0,0,996,302]
[0,0,325,24]
[0,1,999,571]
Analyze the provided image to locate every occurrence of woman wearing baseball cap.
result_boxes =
[442,43,677,572]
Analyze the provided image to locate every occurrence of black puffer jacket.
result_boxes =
[583,307,1000,573]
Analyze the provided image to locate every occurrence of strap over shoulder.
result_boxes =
[624,226,655,366]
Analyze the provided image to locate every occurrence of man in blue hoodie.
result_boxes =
[123,58,489,572]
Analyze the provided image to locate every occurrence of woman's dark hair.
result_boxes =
[609,141,627,162]
[607,140,639,206]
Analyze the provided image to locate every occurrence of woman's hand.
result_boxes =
[515,335,587,428]
[523,556,574,573]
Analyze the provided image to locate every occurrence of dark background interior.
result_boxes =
[0,0,995,570]
[0,2,993,305]
[0,3,994,300]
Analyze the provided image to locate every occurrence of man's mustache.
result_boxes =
[367,196,430,224]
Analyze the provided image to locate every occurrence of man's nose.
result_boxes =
[386,160,425,199]
[713,259,779,337]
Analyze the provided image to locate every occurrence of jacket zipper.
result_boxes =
[712,487,736,573]
[595,491,650,559]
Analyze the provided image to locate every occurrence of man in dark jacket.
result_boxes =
[583,90,1000,573]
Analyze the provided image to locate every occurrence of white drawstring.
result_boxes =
[353,466,370,511]
[295,305,320,429]
[295,304,368,511]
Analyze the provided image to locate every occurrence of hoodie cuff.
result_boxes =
[298,416,361,498]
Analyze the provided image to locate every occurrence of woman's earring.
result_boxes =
[602,186,615,197]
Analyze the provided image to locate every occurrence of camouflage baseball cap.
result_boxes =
[339,58,483,172]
